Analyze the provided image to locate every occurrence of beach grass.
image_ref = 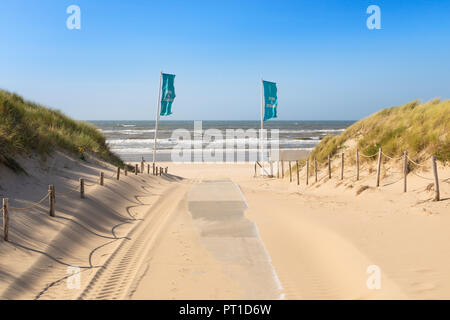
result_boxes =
[0,89,123,172]
[309,98,450,165]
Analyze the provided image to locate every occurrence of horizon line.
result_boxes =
[85,119,357,122]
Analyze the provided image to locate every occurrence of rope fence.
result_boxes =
[2,158,170,242]
[381,151,403,161]
[8,192,50,211]
[272,148,448,203]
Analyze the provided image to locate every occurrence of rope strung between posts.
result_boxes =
[404,155,449,182]
[406,156,428,167]
[9,192,50,211]
[302,153,448,183]
[381,151,403,161]
[359,152,378,158]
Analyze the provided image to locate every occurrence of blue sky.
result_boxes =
[1,0,449,120]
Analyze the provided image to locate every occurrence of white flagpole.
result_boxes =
[260,78,264,176]
[153,71,162,164]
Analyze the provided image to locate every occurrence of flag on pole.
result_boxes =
[160,73,176,116]
[263,80,278,121]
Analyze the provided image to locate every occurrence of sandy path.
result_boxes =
[130,178,282,299]
[78,179,192,299]
[167,163,450,299]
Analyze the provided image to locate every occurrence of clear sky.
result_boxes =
[1,0,449,120]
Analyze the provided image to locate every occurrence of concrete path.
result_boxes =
[187,179,282,299]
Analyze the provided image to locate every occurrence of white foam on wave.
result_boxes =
[278,129,345,133]
[102,129,156,134]
[110,147,314,154]
[107,138,320,147]
[102,128,344,135]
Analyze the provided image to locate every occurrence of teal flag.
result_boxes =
[263,80,277,121]
[160,73,176,116]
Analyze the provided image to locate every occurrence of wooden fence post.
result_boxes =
[340,153,344,180]
[100,172,104,186]
[306,159,309,185]
[277,161,280,179]
[296,161,300,185]
[314,157,318,183]
[79,179,85,199]
[328,155,331,179]
[403,151,408,192]
[254,162,257,177]
[135,164,138,175]
[289,161,292,182]
[165,167,168,174]
[125,166,128,176]
[356,149,359,181]
[141,157,144,174]
[117,167,120,180]
[147,164,150,174]
[432,156,440,201]
[49,185,55,217]
[153,163,156,175]
[281,161,285,178]
[376,148,382,187]
[3,198,9,242]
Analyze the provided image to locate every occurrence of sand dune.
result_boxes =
[0,154,182,299]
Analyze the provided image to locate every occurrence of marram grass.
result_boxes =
[0,89,123,172]
[309,99,450,165]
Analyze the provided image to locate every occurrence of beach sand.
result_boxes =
[1,157,449,299]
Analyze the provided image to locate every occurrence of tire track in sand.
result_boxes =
[77,180,195,300]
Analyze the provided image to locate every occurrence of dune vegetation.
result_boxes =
[309,99,450,166]
[0,89,123,172]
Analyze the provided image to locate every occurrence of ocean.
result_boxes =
[89,120,354,162]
